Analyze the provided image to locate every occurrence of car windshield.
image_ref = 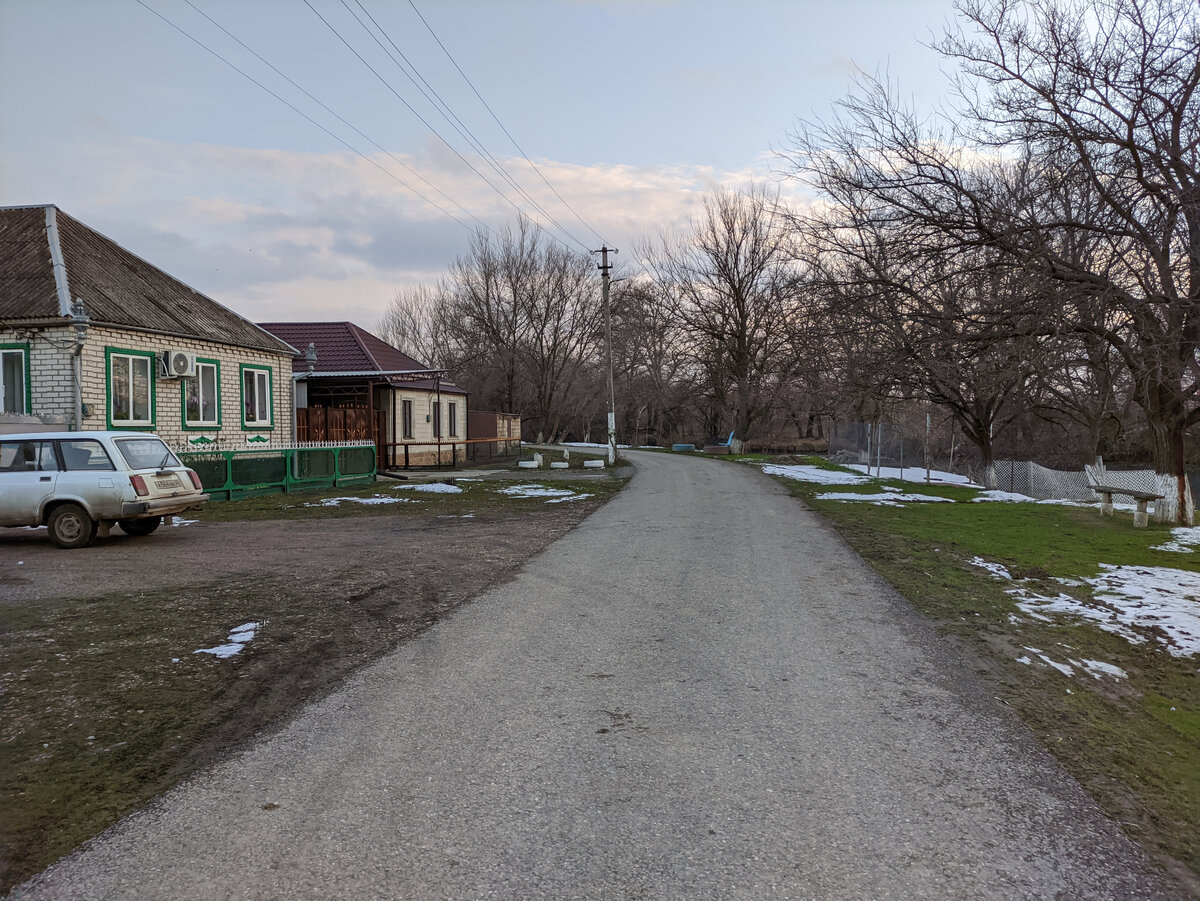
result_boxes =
[114,437,180,471]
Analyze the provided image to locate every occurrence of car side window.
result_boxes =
[0,440,60,472]
[58,439,116,472]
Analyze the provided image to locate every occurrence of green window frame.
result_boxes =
[105,347,156,429]
[182,358,222,430]
[0,342,31,415]
[239,364,274,430]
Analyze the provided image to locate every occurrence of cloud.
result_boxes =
[1,131,805,331]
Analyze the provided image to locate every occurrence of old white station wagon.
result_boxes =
[0,431,208,548]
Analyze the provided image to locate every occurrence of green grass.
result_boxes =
[755,456,1200,885]
[193,475,625,523]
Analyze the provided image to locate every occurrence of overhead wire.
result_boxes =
[177,0,493,235]
[405,0,609,248]
[303,0,589,254]
[343,0,589,252]
[135,0,482,235]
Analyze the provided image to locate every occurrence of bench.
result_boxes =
[1089,483,1164,528]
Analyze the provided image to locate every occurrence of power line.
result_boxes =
[178,0,493,235]
[344,0,589,253]
[304,0,588,254]
[135,0,481,234]
[406,0,609,247]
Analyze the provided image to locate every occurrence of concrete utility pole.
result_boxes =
[593,245,618,465]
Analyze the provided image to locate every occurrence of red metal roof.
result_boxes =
[258,321,466,394]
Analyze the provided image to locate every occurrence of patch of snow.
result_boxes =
[815,491,956,505]
[1077,658,1128,680]
[1085,565,1200,657]
[1151,526,1200,553]
[761,464,867,485]
[970,556,1013,580]
[391,483,464,494]
[545,493,593,504]
[305,495,413,507]
[496,484,576,499]
[170,517,198,528]
[1022,646,1075,676]
[1015,655,1033,665]
[848,464,977,486]
[973,490,1033,502]
[195,621,262,659]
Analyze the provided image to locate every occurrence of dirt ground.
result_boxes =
[0,485,620,891]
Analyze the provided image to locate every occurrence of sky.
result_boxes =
[0,0,959,332]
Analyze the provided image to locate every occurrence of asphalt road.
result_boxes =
[13,451,1179,900]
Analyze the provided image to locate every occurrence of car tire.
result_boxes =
[47,503,99,549]
[118,516,162,537]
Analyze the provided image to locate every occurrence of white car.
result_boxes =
[0,431,209,549]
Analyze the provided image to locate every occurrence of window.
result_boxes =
[184,360,220,427]
[241,366,272,428]
[401,399,414,439]
[432,402,442,438]
[59,439,115,472]
[0,346,28,414]
[115,436,179,470]
[448,401,458,437]
[0,440,58,472]
[108,349,155,427]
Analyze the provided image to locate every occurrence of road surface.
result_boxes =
[14,450,1178,899]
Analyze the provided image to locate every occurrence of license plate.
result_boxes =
[154,478,181,490]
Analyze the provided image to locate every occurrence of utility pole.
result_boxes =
[592,245,618,465]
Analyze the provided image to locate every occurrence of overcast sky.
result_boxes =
[1,0,958,332]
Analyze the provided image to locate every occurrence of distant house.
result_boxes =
[0,204,297,447]
[257,321,467,468]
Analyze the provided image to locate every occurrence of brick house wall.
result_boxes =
[0,324,294,448]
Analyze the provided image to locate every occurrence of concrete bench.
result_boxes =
[1089,483,1164,528]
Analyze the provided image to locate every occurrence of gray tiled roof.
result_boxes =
[0,205,296,356]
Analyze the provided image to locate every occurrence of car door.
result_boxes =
[0,439,60,526]
[55,437,123,519]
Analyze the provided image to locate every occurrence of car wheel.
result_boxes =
[118,516,162,536]
[47,503,99,549]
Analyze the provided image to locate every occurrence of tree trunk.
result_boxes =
[1148,422,1194,525]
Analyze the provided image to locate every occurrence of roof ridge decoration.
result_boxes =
[44,206,73,317]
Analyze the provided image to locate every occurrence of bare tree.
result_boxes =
[787,0,1200,521]
[647,186,805,444]
[377,283,451,368]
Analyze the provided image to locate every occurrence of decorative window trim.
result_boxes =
[239,363,274,430]
[105,347,157,430]
[0,342,32,414]
[181,358,222,430]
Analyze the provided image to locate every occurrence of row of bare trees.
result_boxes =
[380,0,1197,522]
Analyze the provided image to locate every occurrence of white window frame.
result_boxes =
[241,366,273,428]
[184,361,220,427]
[0,347,27,414]
[109,351,154,427]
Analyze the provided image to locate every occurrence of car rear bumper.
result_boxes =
[120,494,209,518]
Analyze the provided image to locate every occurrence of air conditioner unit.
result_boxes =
[161,350,197,378]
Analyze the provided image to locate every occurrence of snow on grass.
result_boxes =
[848,464,977,486]
[170,517,198,527]
[973,490,1033,502]
[1151,526,1200,553]
[195,622,262,659]
[305,495,415,507]
[761,464,868,485]
[1085,565,1200,657]
[1079,658,1128,680]
[970,556,1013,580]
[390,482,464,494]
[546,493,593,504]
[496,484,592,503]
[815,491,956,506]
[1022,646,1075,676]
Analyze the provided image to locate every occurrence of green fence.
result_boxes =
[179,445,377,501]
